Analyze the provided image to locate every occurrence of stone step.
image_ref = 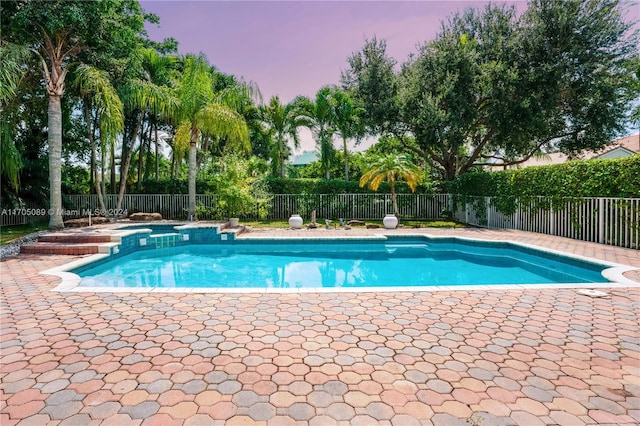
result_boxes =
[20,242,101,255]
[38,233,111,244]
[38,233,113,244]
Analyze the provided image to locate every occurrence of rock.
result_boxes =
[64,217,110,227]
[128,212,163,221]
[306,222,318,229]
[348,220,366,226]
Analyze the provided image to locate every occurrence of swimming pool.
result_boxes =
[72,236,612,290]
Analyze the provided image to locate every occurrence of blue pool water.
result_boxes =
[76,237,608,289]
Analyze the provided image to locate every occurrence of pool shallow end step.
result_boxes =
[20,232,117,255]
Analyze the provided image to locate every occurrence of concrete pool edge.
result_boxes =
[44,232,640,293]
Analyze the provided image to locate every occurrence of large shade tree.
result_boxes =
[173,54,250,220]
[2,0,151,228]
[344,0,639,180]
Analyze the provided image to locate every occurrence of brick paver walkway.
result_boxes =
[1,227,639,425]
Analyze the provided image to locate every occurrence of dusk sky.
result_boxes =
[140,0,639,153]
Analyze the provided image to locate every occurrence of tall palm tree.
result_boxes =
[260,96,306,177]
[72,64,124,214]
[138,49,179,182]
[296,86,337,179]
[173,54,250,220]
[116,48,178,210]
[359,153,423,217]
[330,89,364,181]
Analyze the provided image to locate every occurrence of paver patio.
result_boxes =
[1,227,639,425]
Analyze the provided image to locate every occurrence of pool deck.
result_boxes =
[1,226,639,425]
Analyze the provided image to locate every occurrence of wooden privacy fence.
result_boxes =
[2,193,638,249]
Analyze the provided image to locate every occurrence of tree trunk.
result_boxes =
[85,102,95,194]
[343,136,349,182]
[116,113,142,211]
[390,180,399,217]
[48,94,64,229]
[280,145,285,178]
[85,101,106,212]
[187,127,198,220]
[110,141,116,194]
[101,140,107,204]
[155,124,159,180]
[137,120,146,191]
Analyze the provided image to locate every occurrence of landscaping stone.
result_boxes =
[128,212,163,221]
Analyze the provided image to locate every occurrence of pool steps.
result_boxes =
[20,221,242,256]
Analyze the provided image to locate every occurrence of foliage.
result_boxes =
[266,177,431,195]
[173,54,250,219]
[441,156,640,199]
[204,155,271,219]
[341,37,402,138]
[359,153,424,216]
[61,164,90,194]
[344,0,639,180]
[259,96,306,178]
[2,0,152,228]
[295,87,338,179]
[0,41,31,189]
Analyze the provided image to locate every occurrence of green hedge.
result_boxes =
[137,177,433,195]
[267,178,432,194]
[441,156,640,198]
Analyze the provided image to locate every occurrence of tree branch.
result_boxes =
[458,128,496,174]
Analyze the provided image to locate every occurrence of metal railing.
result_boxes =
[2,193,638,249]
[453,195,639,249]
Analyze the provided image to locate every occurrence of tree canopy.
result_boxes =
[343,0,639,180]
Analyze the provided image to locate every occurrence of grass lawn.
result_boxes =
[242,219,465,229]
[0,222,48,245]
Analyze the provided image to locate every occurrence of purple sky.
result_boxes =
[140,0,639,153]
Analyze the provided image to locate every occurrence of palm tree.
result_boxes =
[138,49,179,182]
[296,86,337,179]
[359,153,423,217]
[330,89,363,181]
[116,48,178,212]
[260,96,306,177]
[0,42,31,190]
[72,64,124,215]
[173,54,250,220]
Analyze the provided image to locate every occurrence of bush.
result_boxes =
[441,156,640,198]
[267,178,433,195]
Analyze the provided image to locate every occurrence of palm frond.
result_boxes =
[73,64,124,145]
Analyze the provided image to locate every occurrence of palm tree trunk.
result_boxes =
[154,124,159,180]
[101,141,107,202]
[390,180,399,217]
[137,121,146,191]
[187,127,198,220]
[85,102,106,213]
[116,113,142,211]
[48,94,64,229]
[85,102,95,193]
[110,141,116,194]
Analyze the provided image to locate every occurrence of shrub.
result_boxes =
[441,156,640,198]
